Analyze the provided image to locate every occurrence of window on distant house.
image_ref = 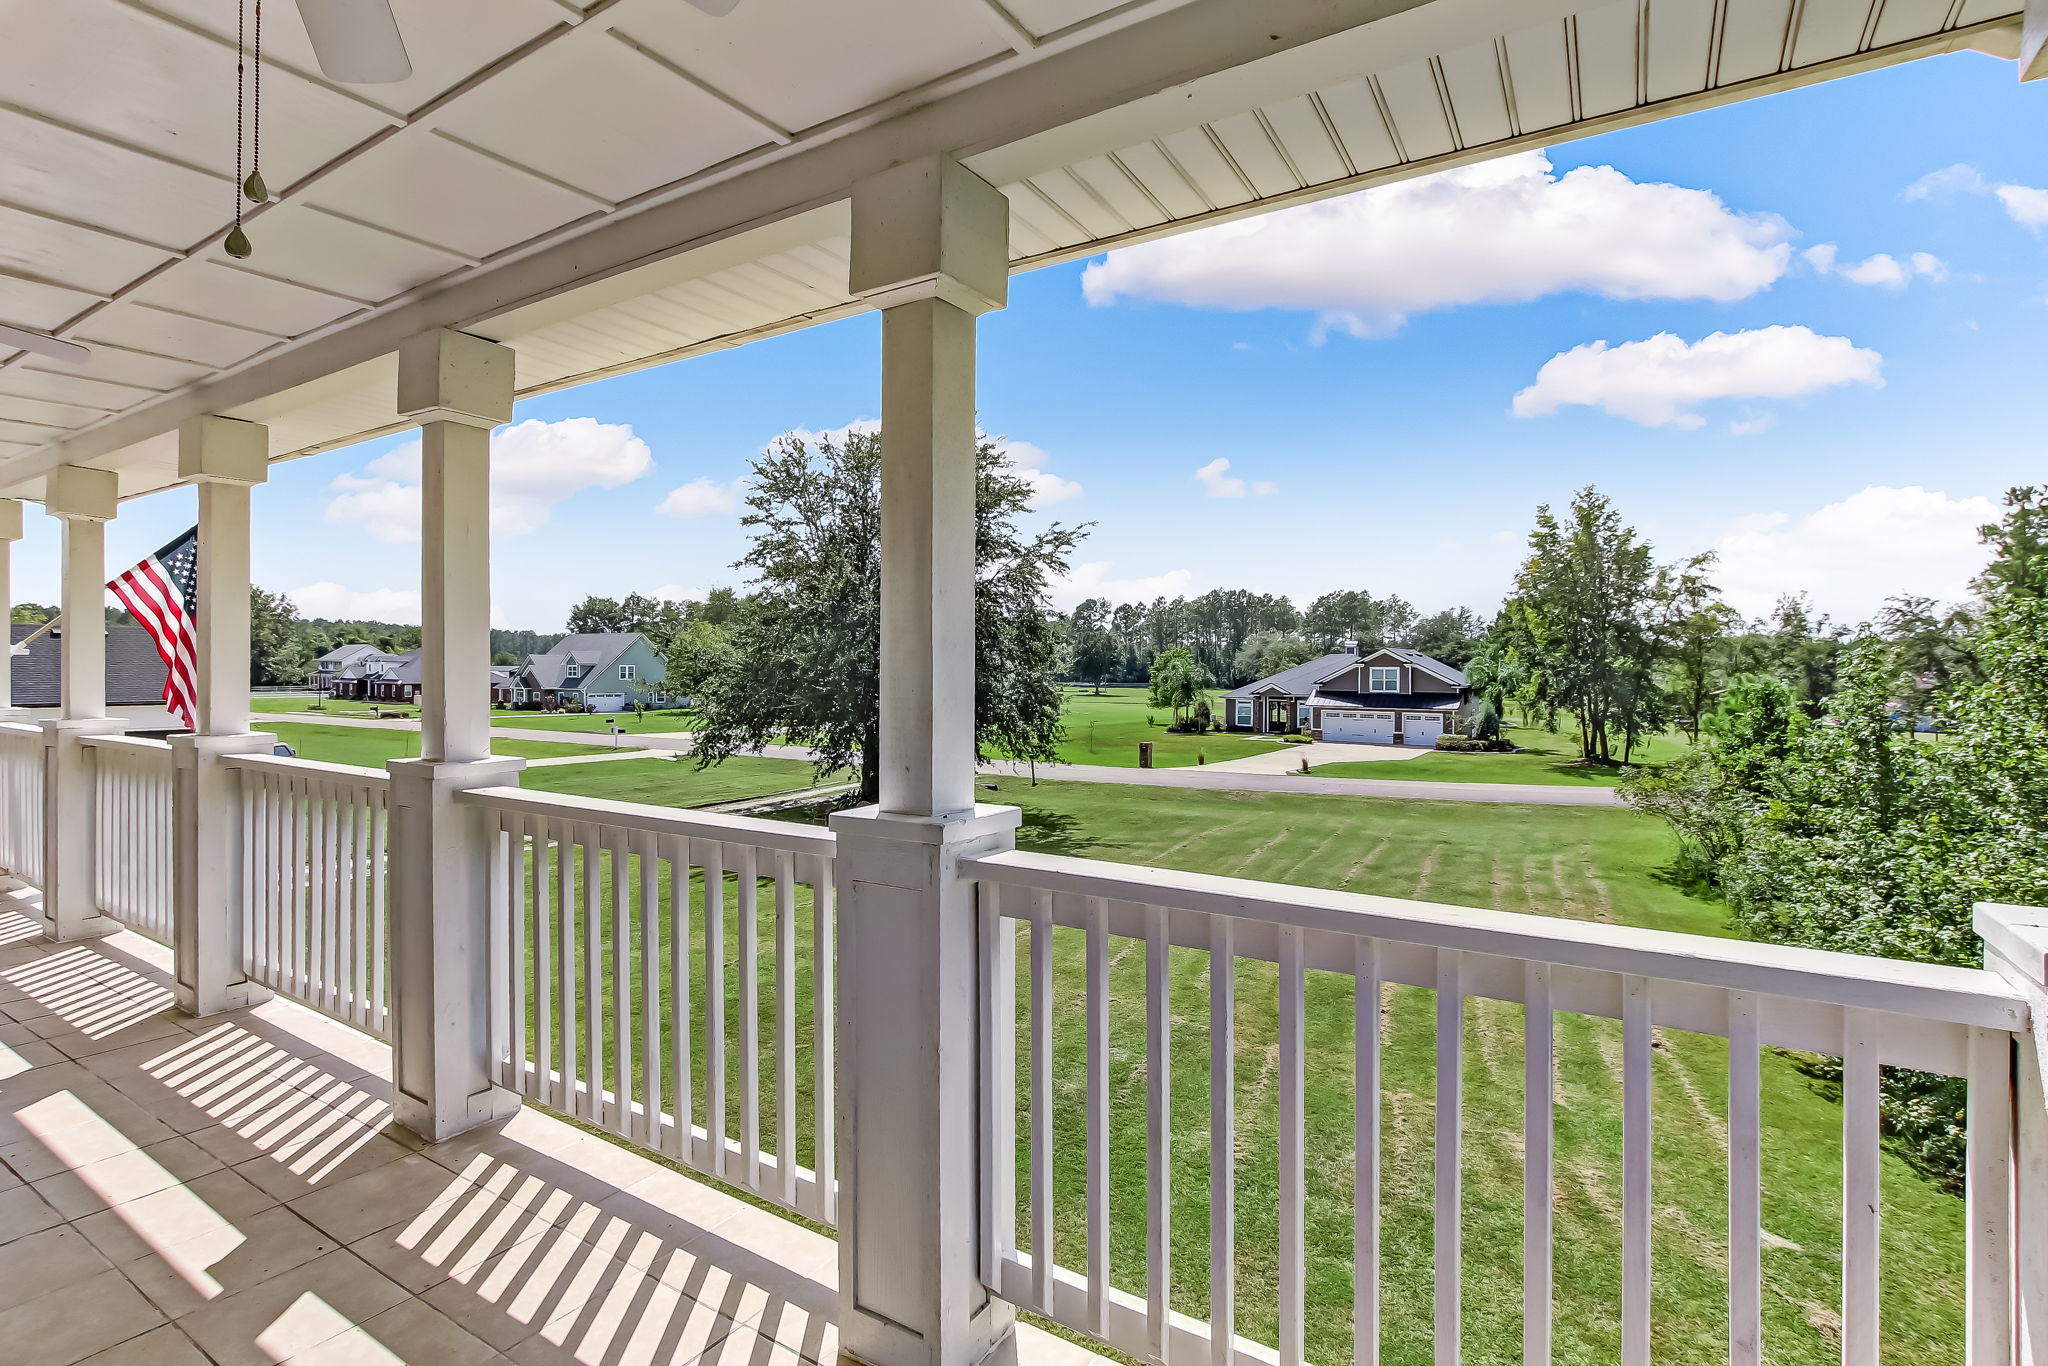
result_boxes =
[619,664,636,681]
[565,663,582,680]
[1234,701,1252,727]
[1369,666,1400,692]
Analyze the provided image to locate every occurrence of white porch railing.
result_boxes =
[965,849,2029,1366]
[461,785,838,1227]
[82,734,174,943]
[0,721,42,887]
[225,754,392,1039]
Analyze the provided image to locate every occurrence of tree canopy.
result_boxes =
[688,428,1084,800]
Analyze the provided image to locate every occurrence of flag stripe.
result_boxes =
[107,527,199,730]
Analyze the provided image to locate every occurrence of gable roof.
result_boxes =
[1363,647,1468,688]
[523,633,645,691]
[11,623,169,709]
[316,643,384,668]
[1225,647,1469,700]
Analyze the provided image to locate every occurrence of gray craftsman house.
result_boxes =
[1223,646,1469,746]
[511,632,667,712]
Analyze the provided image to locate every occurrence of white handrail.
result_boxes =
[457,784,835,858]
[966,848,2026,1033]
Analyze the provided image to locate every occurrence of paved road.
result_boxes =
[261,711,1623,806]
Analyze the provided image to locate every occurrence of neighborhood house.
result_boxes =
[310,631,668,713]
[1224,647,1468,746]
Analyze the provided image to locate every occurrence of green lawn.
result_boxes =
[492,708,702,734]
[967,778,1962,1366]
[1314,726,1694,787]
[518,755,828,807]
[493,762,1962,1366]
[252,720,610,767]
[1053,686,1287,768]
[257,697,420,721]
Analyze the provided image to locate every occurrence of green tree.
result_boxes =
[1402,607,1484,669]
[1975,485,2048,600]
[565,595,629,634]
[1653,555,1736,743]
[10,603,54,625]
[1068,598,1120,693]
[687,587,744,627]
[1301,589,1416,651]
[1497,486,1664,762]
[690,428,1084,801]
[1146,646,1213,728]
[663,620,732,699]
[1231,631,1316,684]
[249,587,308,685]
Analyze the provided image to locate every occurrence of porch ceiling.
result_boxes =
[0,0,2028,502]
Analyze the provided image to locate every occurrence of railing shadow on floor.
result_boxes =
[0,911,839,1366]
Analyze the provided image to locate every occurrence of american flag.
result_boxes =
[108,527,199,730]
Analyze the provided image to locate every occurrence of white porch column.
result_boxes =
[830,155,1020,1366]
[0,499,20,715]
[386,328,522,1143]
[38,466,123,941]
[171,417,275,1015]
[1978,902,2048,1366]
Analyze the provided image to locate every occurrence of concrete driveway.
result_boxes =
[1201,740,1427,774]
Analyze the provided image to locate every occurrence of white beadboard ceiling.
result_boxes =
[0,0,2026,500]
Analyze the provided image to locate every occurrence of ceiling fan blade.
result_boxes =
[296,0,413,84]
[0,323,91,365]
[682,0,746,14]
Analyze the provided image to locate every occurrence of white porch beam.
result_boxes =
[2024,0,2047,79]
[830,154,1020,1366]
[38,465,122,942]
[386,327,522,1143]
[171,416,275,1015]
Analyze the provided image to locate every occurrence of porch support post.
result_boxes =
[0,499,20,715]
[831,155,1019,1366]
[171,417,274,1015]
[1978,902,2048,1366]
[38,466,123,941]
[386,328,523,1143]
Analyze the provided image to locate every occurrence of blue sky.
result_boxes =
[33,49,2048,632]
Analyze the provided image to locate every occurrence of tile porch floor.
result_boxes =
[0,891,1098,1366]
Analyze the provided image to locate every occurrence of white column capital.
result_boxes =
[850,155,1010,315]
[2023,0,2045,81]
[178,416,270,486]
[398,329,515,429]
[42,465,117,523]
[0,499,23,541]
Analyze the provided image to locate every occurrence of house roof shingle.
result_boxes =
[1224,646,1468,701]
[10,623,169,709]
[523,633,642,691]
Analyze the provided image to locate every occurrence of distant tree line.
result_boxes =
[245,588,564,685]
[1063,589,1487,692]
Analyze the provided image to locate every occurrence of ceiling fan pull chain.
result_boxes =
[244,1,268,203]
[226,0,252,256]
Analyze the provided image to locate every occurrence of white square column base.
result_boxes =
[172,732,277,1016]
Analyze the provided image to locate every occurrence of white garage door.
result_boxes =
[585,693,627,713]
[1402,713,1445,747]
[1321,710,1395,744]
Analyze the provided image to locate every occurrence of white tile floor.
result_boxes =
[0,897,1100,1366]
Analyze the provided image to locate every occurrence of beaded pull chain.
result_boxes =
[225,0,265,257]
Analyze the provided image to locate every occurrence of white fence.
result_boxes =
[0,723,42,888]
[462,785,838,1227]
[84,735,174,943]
[965,848,2029,1366]
[227,754,392,1038]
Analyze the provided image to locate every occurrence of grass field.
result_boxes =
[1053,687,1286,768]
[489,708,703,734]
[517,762,1962,1366]
[518,754,828,807]
[1313,726,1694,786]
[251,720,611,767]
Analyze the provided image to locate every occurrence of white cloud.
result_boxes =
[287,582,422,623]
[1728,413,1775,437]
[1051,561,1195,611]
[1081,151,1793,336]
[1711,485,1999,619]
[1904,163,2048,232]
[1512,325,1883,429]
[653,585,708,604]
[327,417,653,543]
[993,439,1083,506]
[657,477,745,517]
[1802,244,1946,288]
[1193,457,1276,499]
